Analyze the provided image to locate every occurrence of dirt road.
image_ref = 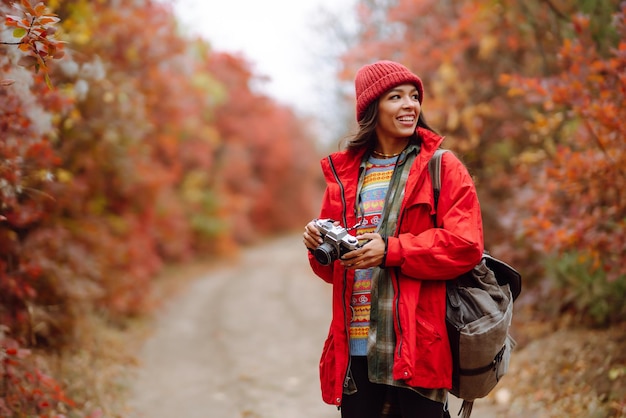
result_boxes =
[128,234,500,418]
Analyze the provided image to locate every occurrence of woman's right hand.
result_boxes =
[303,220,323,251]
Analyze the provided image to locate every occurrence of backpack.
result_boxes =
[429,149,522,418]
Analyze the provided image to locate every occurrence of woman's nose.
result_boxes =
[401,96,415,107]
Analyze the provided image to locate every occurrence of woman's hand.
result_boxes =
[340,233,386,270]
[303,220,323,251]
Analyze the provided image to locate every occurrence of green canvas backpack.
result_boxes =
[429,149,522,418]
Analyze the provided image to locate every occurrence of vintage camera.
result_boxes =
[313,219,360,266]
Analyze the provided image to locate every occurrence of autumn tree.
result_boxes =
[505,5,626,325]
[1,0,320,414]
[333,0,625,324]
[1,1,78,415]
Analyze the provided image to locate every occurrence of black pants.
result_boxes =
[340,356,449,418]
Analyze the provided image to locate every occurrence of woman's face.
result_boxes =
[375,83,421,142]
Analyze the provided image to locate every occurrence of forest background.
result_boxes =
[1,0,625,417]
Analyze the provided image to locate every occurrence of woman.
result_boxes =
[303,60,484,418]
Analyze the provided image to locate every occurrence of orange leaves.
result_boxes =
[3,0,319,327]
[2,1,65,87]
[3,0,322,415]
[340,0,626,310]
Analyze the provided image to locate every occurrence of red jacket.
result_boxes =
[308,128,484,407]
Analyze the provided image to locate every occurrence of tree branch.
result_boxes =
[1,17,36,46]
[541,0,569,21]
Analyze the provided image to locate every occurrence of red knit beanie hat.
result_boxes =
[355,60,423,121]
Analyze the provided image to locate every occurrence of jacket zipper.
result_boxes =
[327,156,352,400]
[390,151,428,359]
[395,209,405,358]
[394,271,403,358]
[382,161,405,360]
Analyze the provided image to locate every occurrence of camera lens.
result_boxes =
[313,242,338,266]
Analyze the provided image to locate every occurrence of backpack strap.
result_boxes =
[428,149,449,228]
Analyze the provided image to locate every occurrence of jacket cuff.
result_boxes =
[385,236,402,266]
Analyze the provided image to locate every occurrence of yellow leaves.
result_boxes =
[55,168,74,184]
[12,27,27,38]
[434,61,470,102]
[124,45,140,64]
[47,0,61,11]
[62,108,82,131]
[478,34,499,59]
[507,87,526,98]
[529,110,564,138]
[73,30,91,46]
[608,366,626,381]
[191,73,226,99]
[103,91,115,104]
[57,0,94,46]
[180,170,210,204]
[518,149,547,165]
[437,61,458,85]
[446,108,460,131]
[201,126,222,147]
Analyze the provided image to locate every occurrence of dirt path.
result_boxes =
[128,234,501,418]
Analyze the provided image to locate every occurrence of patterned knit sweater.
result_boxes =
[349,155,397,355]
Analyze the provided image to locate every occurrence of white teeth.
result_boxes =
[398,117,414,122]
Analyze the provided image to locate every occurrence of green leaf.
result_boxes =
[13,28,27,38]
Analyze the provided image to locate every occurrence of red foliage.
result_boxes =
[1,335,75,416]
[206,52,319,241]
[2,0,65,87]
[339,0,625,278]
[1,0,319,412]
[505,6,626,280]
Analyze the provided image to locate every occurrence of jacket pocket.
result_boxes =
[400,202,432,232]
[414,317,444,376]
[416,317,441,347]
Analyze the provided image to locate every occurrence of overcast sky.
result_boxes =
[163,0,356,121]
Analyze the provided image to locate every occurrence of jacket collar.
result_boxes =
[326,127,445,173]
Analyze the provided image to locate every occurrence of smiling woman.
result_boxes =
[303,60,485,418]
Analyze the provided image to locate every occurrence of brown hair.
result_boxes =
[344,99,437,152]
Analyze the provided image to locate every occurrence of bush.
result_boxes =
[1,331,76,417]
[546,251,626,326]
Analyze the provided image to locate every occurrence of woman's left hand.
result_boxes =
[340,233,386,270]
